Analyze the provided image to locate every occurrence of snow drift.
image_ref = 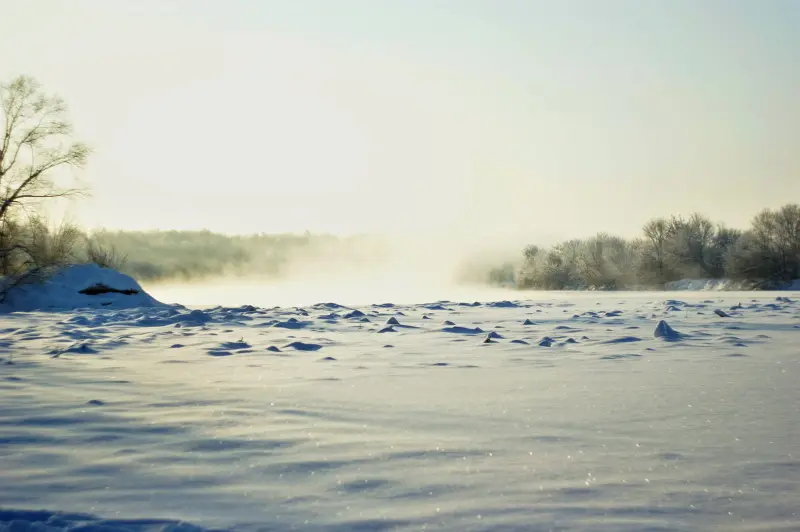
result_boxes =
[1,264,165,312]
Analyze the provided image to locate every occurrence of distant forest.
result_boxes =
[489,203,800,290]
[88,230,381,282]
[1,205,797,292]
[91,202,800,290]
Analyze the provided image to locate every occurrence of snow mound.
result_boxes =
[283,341,323,351]
[1,264,164,312]
[441,326,484,335]
[487,300,519,308]
[654,320,684,341]
[271,318,311,329]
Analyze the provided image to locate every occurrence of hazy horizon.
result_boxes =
[2,0,798,242]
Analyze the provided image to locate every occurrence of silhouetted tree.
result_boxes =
[0,75,89,222]
[0,75,91,285]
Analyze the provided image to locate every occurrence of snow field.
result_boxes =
[1,288,798,531]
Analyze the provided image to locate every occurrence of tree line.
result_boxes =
[0,223,356,284]
[506,205,800,290]
[88,229,363,282]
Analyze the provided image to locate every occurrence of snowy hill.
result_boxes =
[1,264,165,312]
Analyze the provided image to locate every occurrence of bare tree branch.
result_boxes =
[0,75,89,221]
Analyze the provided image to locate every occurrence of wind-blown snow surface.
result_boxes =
[1,292,798,531]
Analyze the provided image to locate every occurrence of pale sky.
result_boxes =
[1,0,798,240]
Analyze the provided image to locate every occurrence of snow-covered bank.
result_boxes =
[506,278,799,294]
[663,278,749,291]
[1,264,165,313]
[1,290,798,531]
[664,278,800,291]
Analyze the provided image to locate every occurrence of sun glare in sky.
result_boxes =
[1,0,798,239]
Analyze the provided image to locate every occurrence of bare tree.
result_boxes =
[0,75,90,222]
[641,217,670,282]
[708,225,742,277]
[604,234,637,285]
[85,236,127,270]
[577,234,608,289]
[666,213,716,276]
[523,244,540,263]
[742,204,800,283]
[774,204,800,264]
[24,215,84,269]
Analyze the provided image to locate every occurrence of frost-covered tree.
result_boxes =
[707,225,742,277]
[640,217,671,283]
[727,204,800,286]
[664,213,716,277]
